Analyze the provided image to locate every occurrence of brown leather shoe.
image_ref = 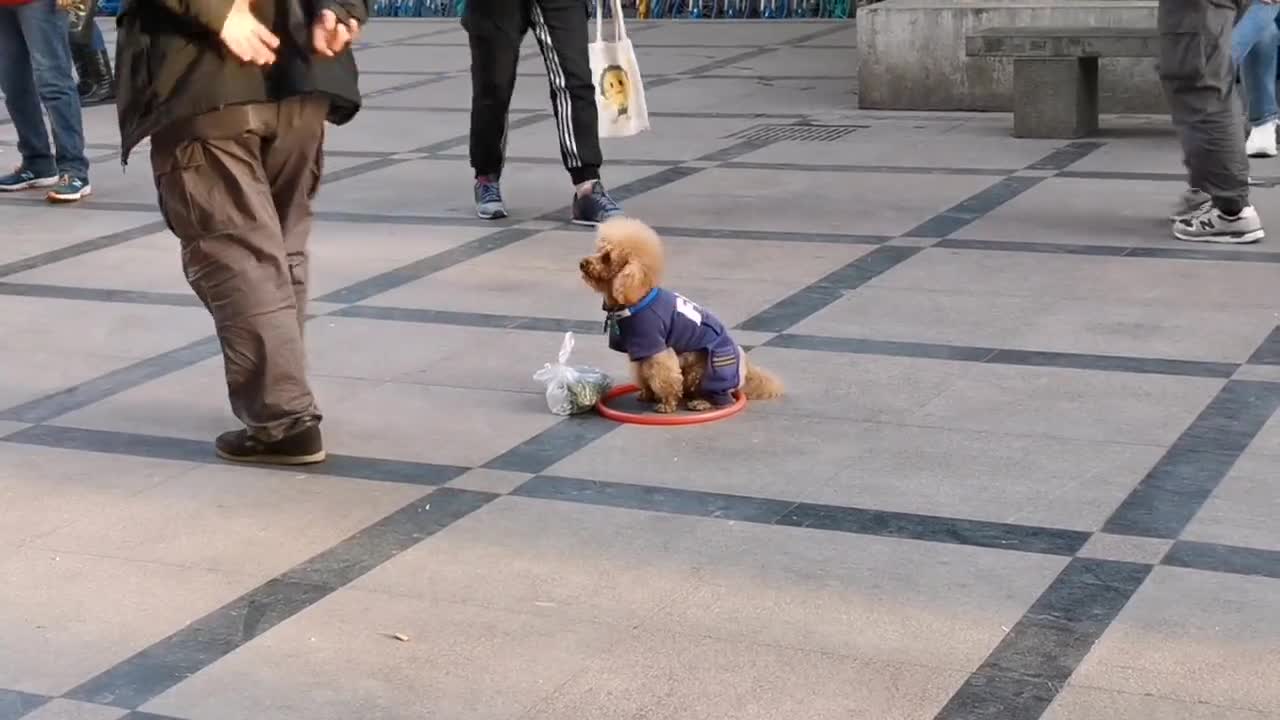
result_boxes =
[215,425,326,465]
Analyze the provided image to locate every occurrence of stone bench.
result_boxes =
[966,26,1159,138]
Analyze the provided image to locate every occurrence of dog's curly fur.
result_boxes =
[579,217,783,412]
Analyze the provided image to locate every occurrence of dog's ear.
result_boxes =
[611,260,650,306]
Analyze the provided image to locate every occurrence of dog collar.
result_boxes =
[603,287,660,335]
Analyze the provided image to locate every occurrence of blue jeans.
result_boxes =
[0,0,88,180]
[89,20,105,51]
[1232,3,1280,126]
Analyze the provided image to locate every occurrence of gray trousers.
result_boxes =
[1159,0,1250,206]
[151,96,329,442]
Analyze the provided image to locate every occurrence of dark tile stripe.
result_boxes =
[682,46,779,76]
[484,416,617,474]
[777,503,1089,556]
[906,176,1044,238]
[933,558,1152,720]
[0,282,201,308]
[1058,169,1186,182]
[315,227,540,304]
[935,238,1130,257]
[736,245,921,332]
[333,304,601,334]
[1122,246,1280,263]
[766,333,998,362]
[1103,380,1280,538]
[362,105,809,120]
[312,210,498,228]
[362,74,453,99]
[65,488,495,709]
[767,334,1240,378]
[119,713,186,720]
[1246,326,1280,365]
[649,226,889,245]
[0,690,48,720]
[695,138,773,163]
[937,237,1280,264]
[2,425,467,486]
[0,197,158,212]
[514,475,1090,556]
[0,336,223,424]
[780,22,854,45]
[1024,141,1106,171]
[1163,540,1280,580]
[0,221,167,279]
[988,349,1238,379]
[723,161,1013,177]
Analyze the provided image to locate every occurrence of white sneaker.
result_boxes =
[1172,203,1265,244]
[1247,120,1278,158]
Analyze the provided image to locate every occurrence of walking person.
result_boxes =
[1164,0,1268,244]
[1231,2,1280,156]
[113,0,366,464]
[464,0,625,225]
[0,0,92,202]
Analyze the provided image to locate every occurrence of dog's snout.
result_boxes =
[579,257,591,272]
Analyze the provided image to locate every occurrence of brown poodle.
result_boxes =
[579,217,783,413]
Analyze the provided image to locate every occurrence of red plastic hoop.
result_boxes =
[595,383,748,425]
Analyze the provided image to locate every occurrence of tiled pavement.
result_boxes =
[2,17,1280,720]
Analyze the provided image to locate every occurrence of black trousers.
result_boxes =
[463,0,602,184]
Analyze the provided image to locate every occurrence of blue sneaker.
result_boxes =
[0,166,58,193]
[46,174,91,203]
[571,181,623,226]
[474,176,507,220]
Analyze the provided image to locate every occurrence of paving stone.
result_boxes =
[1072,566,1280,714]
[1078,533,1174,565]
[0,547,253,697]
[17,699,128,720]
[1182,453,1280,552]
[139,589,625,720]
[1044,686,1280,720]
[445,469,532,494]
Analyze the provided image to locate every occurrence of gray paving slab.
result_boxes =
[527,630,969,720]
[323,108,471,153]
[500,113,766,162]
[0,546,254,697]
[1043,686,1280,720]
[17,699,128,720]
[1072,566,1280,714]
[790,285,1279,362]
[1182,452,1280,552]
[139,588,625,720]
[29,464,429,577]
[906,363,1224,446]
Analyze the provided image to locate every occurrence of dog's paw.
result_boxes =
[686,398,713,412]
[654,400,678,413]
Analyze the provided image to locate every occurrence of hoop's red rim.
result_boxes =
[595,383,747,425]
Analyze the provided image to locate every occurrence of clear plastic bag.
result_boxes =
[533,332,614,416]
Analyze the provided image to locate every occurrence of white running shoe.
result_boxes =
[1172,203,1265,244]
[1247,120,1279,158]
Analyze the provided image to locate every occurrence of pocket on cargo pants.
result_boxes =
[1159,32,1206,83]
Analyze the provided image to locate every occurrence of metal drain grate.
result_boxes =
[726,124,865,143]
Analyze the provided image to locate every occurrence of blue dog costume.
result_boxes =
[605,288,742,406]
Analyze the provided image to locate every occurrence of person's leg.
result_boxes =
[1160,0,1262,243]
[263,95,330,333]
[150,104,324,463]
[75,21,114,106]
[529,0,624,224]
[1241,10,1280,155]
[0,5,59,190]
[15,0,90,200]
[463,0,524,219]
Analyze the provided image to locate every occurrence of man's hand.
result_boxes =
[312,8,360,57]
[219,0,280,65]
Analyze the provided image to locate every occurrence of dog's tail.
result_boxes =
[741,356,783,400]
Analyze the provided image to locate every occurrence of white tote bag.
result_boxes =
[589,0,650,138]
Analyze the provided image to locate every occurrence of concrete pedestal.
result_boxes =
[857,0,1164,114]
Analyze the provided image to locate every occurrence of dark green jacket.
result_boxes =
[114,0,367,164]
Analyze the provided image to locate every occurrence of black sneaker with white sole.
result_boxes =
[1172,204,1265,244]
[215,425,326,465]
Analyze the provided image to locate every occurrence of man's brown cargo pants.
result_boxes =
[151,95,328,442]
